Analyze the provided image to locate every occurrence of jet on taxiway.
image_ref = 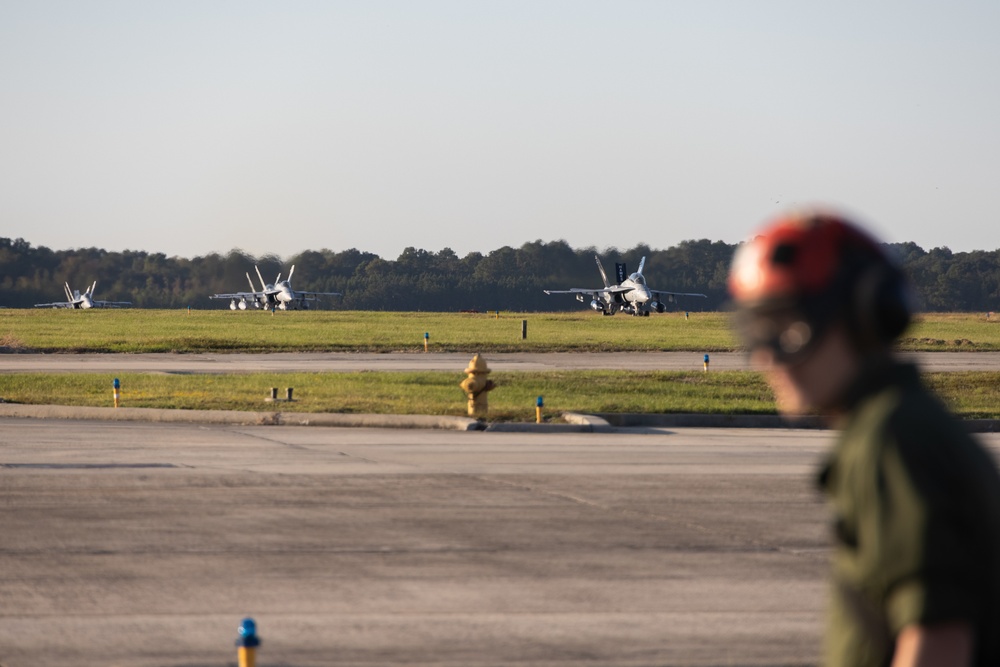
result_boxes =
[34,281,132,309]
[544,255,707,316]
[210,265,342,310]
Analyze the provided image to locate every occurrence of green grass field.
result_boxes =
[3,309,1000,353]
[4,310,999,420]
[0,370,771,420]
[2,370,999,420]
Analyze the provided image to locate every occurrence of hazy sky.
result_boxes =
[2,1,998,260]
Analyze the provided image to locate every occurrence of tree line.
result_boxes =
[1,236,998,312]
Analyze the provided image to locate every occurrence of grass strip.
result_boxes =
[4,310,1000,353]
[2,370,998,421]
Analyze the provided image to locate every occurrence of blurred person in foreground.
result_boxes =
[728,210,1000,667]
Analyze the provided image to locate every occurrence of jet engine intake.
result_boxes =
[650,301,666,313]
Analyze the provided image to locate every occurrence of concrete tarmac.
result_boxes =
[5,420,995,667]
[3,350,1000,373]
[0,418,894,667]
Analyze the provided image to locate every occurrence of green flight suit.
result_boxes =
[818,362,1000,667]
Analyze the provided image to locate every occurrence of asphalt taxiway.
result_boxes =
[0,419,851,667]
[3,350,1000,373]
[4,419,996,666]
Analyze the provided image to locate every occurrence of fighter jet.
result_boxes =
[210,265,342,310]
[544,255,707,316]
[34,281,132,309]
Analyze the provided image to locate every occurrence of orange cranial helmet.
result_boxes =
[729,211,911,362]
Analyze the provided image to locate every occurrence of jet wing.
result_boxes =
[94,300,132,308]
[649,289,708,300]
[294,291,342,299]
[34,302,74,308]
[544,286,632,296]
[210,291,263,300]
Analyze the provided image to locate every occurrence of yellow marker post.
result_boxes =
[536,396,544,424]
[112,378,121,408]
[424,332,429,352]
[703,354,709,373]
[236,618,260,667]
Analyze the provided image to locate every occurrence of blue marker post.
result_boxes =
[703,354,710,373]
[536,395,544,424]
[424,331,430,352]
[236,617,261,667]
[112,377,121,408]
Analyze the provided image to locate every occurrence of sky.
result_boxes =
[2,1,999,261]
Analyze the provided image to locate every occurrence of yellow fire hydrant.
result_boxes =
[459,353,496,418]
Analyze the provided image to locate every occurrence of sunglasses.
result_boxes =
[734,310,820,365]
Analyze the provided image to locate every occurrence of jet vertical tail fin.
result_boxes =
[64,282,73,302]
[615,263,627,284]
[595,255,611,288]
[255,265,267,292]
[637,256,646,276]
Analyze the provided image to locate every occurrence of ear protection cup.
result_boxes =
[848,262,912,351]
